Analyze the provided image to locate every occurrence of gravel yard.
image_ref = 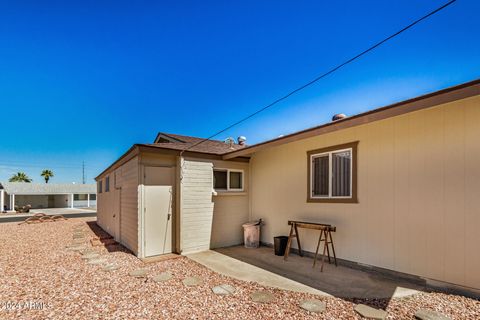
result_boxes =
[0,218,478,319]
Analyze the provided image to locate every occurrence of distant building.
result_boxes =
[0,182,96,211]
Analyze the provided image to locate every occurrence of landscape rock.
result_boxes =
[129,269,148,278]
[87,258,107,265]
[300,299,326,313]
[212,284,236,295]
[354,304,387,320]
[81,253,100,260]
[102,263,121,272]
[415,309,452,320]
[182,276,203,286]
[152,272,173,283]
[250,291,274,303]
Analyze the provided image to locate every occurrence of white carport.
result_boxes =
[0,182,96,212]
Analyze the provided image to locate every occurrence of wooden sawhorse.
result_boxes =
[283,220,337,272]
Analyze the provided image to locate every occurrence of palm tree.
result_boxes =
[9,172,32,183]
[41,169,54,183]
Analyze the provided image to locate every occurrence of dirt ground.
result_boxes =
[0,218,478,319]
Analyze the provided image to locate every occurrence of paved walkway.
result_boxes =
[186,250,328,296]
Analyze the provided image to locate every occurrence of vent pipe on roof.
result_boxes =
[332,113,347,121]
[224,137,235,149]
[237,136,247,146]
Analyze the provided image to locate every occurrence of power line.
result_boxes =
[180,0,457,155]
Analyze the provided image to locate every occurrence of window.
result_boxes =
[105,176,110,192]
[213,170,227,189]
[74,194,88,201]
[90,194,97,200]
[97,180,103,194]
[213,169,244,192]
[307,142,358,203]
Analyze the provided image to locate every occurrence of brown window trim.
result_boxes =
[306,141,358,203]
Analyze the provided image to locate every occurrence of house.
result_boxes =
[0,182,97,211]
[96,78,480,292]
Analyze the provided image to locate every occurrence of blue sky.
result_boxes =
[0,0,479,183]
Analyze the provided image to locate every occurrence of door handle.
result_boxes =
[167,213,171,220]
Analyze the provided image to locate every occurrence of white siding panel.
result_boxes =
[180,160,214,253]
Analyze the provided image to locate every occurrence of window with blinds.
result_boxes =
[308,142,357,202]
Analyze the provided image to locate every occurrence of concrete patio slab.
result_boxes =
[215,246,425,299]
[186,250,327,296]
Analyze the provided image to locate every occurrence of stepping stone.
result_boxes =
[81,253,100,260]
[87,258,107,265]
[152,272,173,283]
[415,309,452,320]
[250,291,274,303]
[129,269,148,278]
[72,239,85,244]
[212,284,236,295]
[354,304,387,320]
[102,263,120,272]
[299,299,326,313]
[182,276,203,286]
[73,234,86,239]
[66,245,86,251]
[79,249,96,255]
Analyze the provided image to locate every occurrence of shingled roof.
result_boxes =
[148,133,246,155]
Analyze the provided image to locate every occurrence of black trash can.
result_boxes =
[274,236,289,256]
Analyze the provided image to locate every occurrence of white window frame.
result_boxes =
[310,147,353,199]
[213,168,244,192]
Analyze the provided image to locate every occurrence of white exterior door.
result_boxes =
[142,185,173,257]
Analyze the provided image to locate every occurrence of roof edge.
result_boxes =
[153,132,186,144]
[95,145,140,180]
[223,78,480,159]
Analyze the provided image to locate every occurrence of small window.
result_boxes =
[90,194,97,200]
[213,170,227,190]
[213,169,244,192]
[105,176,110,192]
[307,142,358,203]
[229,171,243,190]
[97,180,103,194]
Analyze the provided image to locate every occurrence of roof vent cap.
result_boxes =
[332,113,347,121]
[237,136,247,146]
[224,137,235,149]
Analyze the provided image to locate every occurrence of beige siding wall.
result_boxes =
[118,157,140,254]
[211,160,250,248]
[249,95,480,290]
[97,156,139,254]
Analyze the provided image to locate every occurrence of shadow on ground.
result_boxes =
[85,221,132,254]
